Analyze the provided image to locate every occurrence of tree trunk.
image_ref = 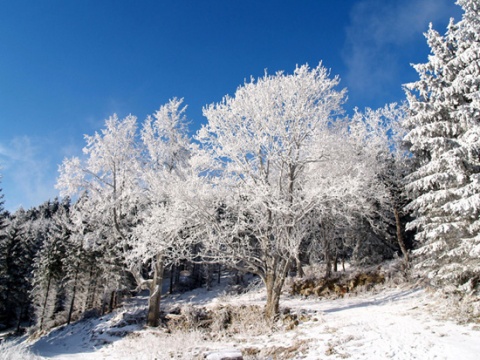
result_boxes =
[101,290,107,316]
[108,290,117,312]
[175,263,181,283]
[296,256,304,278]
[324,244,332,278]
[90,284,97,311]
[234,270,244,285]
[15,302,26,333]
[85,265,94,311]
[205,264,212,290]
[169,264,175,294]
[265,272,281,321]
[333,250,338,273]
[67,267,79,325]
[191,262,201,287]
[264,258,290,321]
[86,268,98,311]
[39,276,52,330]
[147,254,164,327]
[394,207,409,264]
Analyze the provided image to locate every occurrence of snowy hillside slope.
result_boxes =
[3,279,480,360]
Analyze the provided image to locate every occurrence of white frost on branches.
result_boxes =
[403,0,480,287]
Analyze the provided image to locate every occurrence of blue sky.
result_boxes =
[0,0,462,212]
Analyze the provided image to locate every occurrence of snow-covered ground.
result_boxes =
[3,280,480,360]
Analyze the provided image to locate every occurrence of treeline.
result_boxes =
[0,188,408,332]
[0,196,211,331]
[0,198,120,332]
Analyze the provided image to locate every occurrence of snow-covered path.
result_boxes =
[196,287,480,359]
[280,289,480,359]
[23,286,480,359]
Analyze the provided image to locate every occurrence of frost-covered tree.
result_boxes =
[58,196,112,324]
[192,63,389,319]
[31,218,61,330]
[57,115,141,297]
[0,173,5,219]
[129,98,192,327]
[57,102,194,327]
[0,208,42,329]
[0,175,8,303]
[298,105,405,274]
[57,114,141,248]
[404,0,480,290]
[351,104,412,264]
[31,199,72,330]
[0,174,8,269]
[59,196,115,322]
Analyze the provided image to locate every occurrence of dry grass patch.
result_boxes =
[242,339,310,360]
[163,304,273,337]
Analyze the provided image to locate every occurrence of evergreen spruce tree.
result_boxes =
[66,195,127,319]
[404,0,480,290]
[0,210,25,327]
[31,199,70,330]
[0,174,5,219]
[0,175,10,327]
[0,208,42,329]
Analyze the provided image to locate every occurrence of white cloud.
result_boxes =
[0,135,59,211]
[342,0,459,102]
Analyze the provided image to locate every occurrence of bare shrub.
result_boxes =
[221,305,271,336]
[165,304,212,332]
[430,290,480,324]
[209,306,232,333]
